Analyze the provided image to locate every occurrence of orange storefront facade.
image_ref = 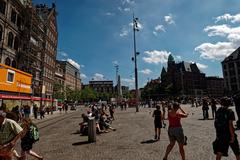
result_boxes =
[0,64,57,111]
[0,63,32,110]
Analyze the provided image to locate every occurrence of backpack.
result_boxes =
[214,108,229,133]
[29,124,39,142]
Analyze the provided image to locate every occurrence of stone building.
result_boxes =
[89,80,113,94]
[161,54,206,97]
[222,47,240,94]
[36,3,58,100]
[0,0,29,68]
[58,60,81,91]
[206,76,224,97]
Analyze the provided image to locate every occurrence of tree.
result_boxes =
[53,83,65,101]
[80,87,97,102]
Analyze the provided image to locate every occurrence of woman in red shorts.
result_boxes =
[163,102,188,160]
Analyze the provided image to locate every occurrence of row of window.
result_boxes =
[43,81,53,92]
[0,26,19,50]
[43,67,54,80]
[44,54,54,68]
[0,1,22,28]
[45,40,56,55]
[47,29,57,45]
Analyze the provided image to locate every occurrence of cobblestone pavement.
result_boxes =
[16,105,240,160]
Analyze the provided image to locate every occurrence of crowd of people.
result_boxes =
[0,103,43,160]
[79,103,116,136]
[149,96,240,160]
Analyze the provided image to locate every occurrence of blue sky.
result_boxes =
[34,0,240,89]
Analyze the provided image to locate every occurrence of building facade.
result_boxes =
[0,0,28,68]
[206,76,224,97]
[89,80,113,94]
[58,60,81,91]
[36,3,58,100]
[222,47,240,94]
[161,54,206,97]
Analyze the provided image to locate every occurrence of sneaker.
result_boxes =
[184,136,187,145]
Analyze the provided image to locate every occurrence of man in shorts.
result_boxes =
[213,97,240,160]
[0,110,23,159]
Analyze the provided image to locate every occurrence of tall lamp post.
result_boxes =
[132,14,140,112]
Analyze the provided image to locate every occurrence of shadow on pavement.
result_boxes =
[141,139,158,144]
[72,141,93,146]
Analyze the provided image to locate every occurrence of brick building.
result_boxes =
[161,54,206,96]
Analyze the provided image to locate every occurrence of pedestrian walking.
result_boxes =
[213,97,240,160]
[152,105,162,140]
[0,110,23,160]
[211,98,217,119]
[202,98,209,120]
[109,105,115,120]
[233,94,240,129]
[163,102,188,160]
[33,104,38,120]
[39,106,45,119]
[20,118,43,160]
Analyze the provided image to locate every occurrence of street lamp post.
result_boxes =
[132,14,140,112]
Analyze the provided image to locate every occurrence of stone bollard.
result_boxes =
[88,117,96,143]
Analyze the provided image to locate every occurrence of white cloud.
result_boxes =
[215,13,240,23]
[195,23,240,60]
[124,8,131,12]
[81,65,85,68]
[153,25,165,36]
[143,50,171,64]
[67,58,80,70]
[139,69,152,75]
[195,42,234,60]
[122,78,135,86]
[153,31,158,36]
[106,12,114,16]
[59,51,68,57]
[176,55,182,60]
[119,27,129,37]
[80,73,87,79]
[196,63,208,70]
[155,25,165,32]
[121,0,135,5]
[93,73,105,81]
[112,61,119,65]
[164,14,175,25]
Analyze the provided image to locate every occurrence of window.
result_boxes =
[11,9,17,24]
[0,25,2,41]
[17,16,21,28]
[0,1,6,15]
[11,60,16,68]
[6,70,15,83]
[7,32,13,48]
[14,36,19,50]
[5,57,11,66]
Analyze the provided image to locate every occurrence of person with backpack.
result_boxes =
[213,97,240,160]
[20,118,43,160]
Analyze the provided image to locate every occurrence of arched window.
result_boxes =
[0,25,2,42]
[8,32,13,48]
[14,36,19,50]
[5,57,11,66]
[11,60,16,68]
